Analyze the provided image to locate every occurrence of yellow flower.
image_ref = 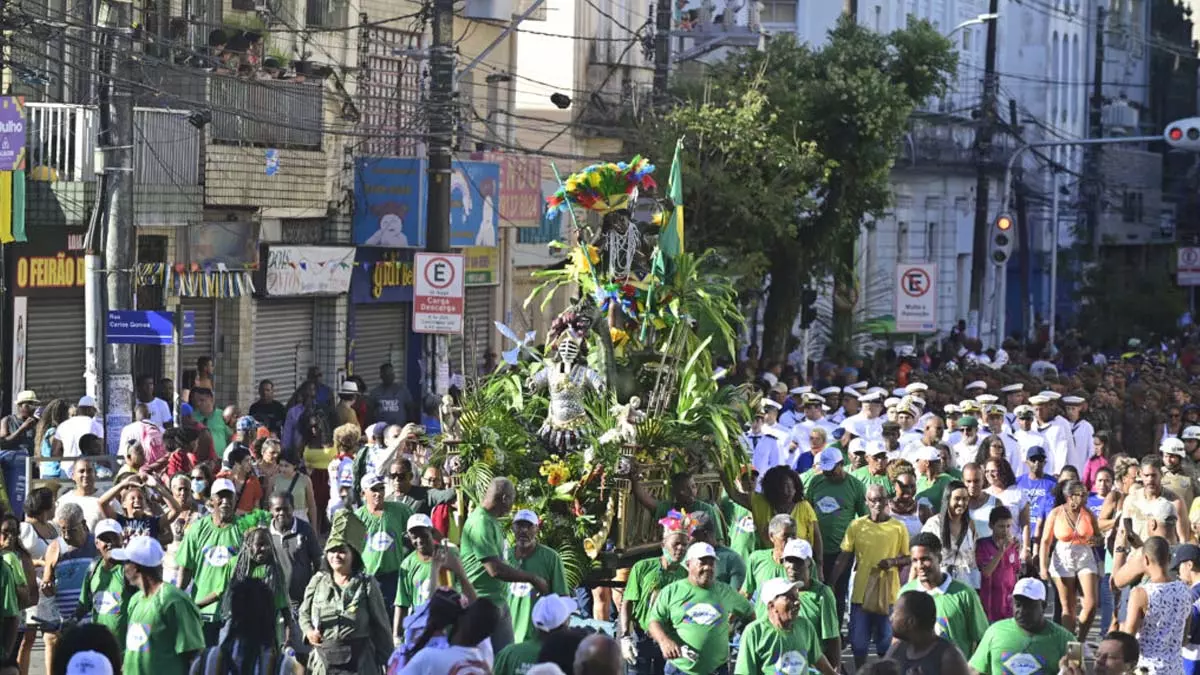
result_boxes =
[609,327,629,346]
[586,171,602,187]
[565,177,580,192]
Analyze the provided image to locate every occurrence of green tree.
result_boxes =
[638,17,956,363]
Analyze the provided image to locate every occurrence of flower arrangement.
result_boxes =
[545,157,657,215]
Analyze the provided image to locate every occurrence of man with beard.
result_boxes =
[885,590,970,675]
[734,578,837,675]
[898,532,988,656]
[506,510,568,645]
[967,577,1072,675]
[619,521,689,675]
[648,542,753,675]
[175,477,243,645]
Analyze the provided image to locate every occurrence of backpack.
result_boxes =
[137,422,166,464]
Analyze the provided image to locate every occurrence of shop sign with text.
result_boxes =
[10,230,86,297]
[350,248,415,304]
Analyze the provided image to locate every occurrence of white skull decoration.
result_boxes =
[557,332,582,365]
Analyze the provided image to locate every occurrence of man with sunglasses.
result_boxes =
[385,458,456,516]
[1016,446,1057,553]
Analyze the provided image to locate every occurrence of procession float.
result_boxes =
[433,143,753,586]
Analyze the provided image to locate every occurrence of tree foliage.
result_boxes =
[636,17,957,363]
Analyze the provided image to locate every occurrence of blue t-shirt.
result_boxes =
[1087,494,1107,562]
[1017,474,1057,537]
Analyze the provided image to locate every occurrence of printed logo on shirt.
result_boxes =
[415,579,431,606]
[935,616,949,637]
[816,496,841,515]
[681,602,723,626]
[94,591,121,615]
[203,545,233,567]
[774,651,809,675]
[368,532,395,553]
[1000,651,1047,675]
[126,623,150,652]
[736,516,755,534]
[510,582,533,598]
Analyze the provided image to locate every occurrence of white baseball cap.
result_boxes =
[917,445,941,462]
[531,595,577,632]
[1148,498,1178,522]
[94,519,124,540]
[406,514,435,532]
[848,438,868,455]
[817,447,844,472]
[761,578,801,604]
[1013,577,1046,601]
[211,477,236,495]
[685,542,717,562]
[77,395,97,408]
[1184,426,1200,441]
[111,535,165,567]
[782,538,813,560]
[1162,438,1187,457]
[362,473,385,491]
[514,509,540,526]
[65,652,113,675]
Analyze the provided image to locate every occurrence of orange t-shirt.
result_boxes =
[236,475,264,514]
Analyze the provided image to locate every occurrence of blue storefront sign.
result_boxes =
[353,157,501,248]
[350,248,414,304]
[106,310,196,345]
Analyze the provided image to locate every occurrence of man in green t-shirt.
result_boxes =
[619,524,689,674]
[507,509,568,644]
[688,511,744,590]
[631,469,727,545]
[721,467,759,561]
[899,532,989,656]
[742,513,795,608]
[394,513,475,642]
[176,477,243,645]
[916,446,954,512]
[735,578,837,675]
[79,519,133,644]
[804,446,866,624]
[494,594,575,675]
[115,536,205,675]
[460,477,548,652]
[648,542,754,675]
[355,473,414,605]
[969,577,1073,675]
[851,441,893,496]
[780,538,842,669]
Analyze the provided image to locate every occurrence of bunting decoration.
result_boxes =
[135,263,257,298]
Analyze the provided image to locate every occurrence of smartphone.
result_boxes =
[1123,517,1135,534]
[1066,641,1083,668]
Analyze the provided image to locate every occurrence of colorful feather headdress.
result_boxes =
[546,156,656,215]
[658,509,700,534]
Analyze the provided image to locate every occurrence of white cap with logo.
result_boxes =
[685,542,717,562]
[1012,577,1046,602]
[514,510,540,526]
[111,535,165,567]
[531,595,577,632]
[782,538,813,560]
[761,578,801,604]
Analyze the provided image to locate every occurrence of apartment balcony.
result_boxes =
[25,103,204,228]
[131,66,332,211]
[898,117,1017,172]
[575,80,655,138]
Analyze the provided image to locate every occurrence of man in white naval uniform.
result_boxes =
[778,386,812,430]
[1031,394,1075,476]
[830,387,861,424]
[849,391,886,441]
[965,379,988,399]
[982,404,1023,473]
[1063,395,1094,473]
[743,400,785,478]
[1001,383,1027,434]
[895,402,923,450]
[1011,405,1046,479]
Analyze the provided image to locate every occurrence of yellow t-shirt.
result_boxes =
[750,492,819,551]
[303,445,337,471]
[840,515,910,605]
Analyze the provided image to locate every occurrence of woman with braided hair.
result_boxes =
[219,527,291,646]
[190,578,301,675]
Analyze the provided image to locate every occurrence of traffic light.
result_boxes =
[991,214,1014,265]
[1164,118,1200,150]
[799,289,818,329]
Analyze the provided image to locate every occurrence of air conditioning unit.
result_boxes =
[463,0,514,21]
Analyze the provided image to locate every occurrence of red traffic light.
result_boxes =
[1170,127,1185,141]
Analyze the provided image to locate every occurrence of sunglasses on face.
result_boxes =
[389,473,410,480]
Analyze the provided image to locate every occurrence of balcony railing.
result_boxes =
[25,103,203,184]
[136,66,324,150]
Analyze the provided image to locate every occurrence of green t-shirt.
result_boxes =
[80,560,129,642]
[3,551,24,587]
[917,473,954,512]
[123,583,206,675]
[798,581,840,643]
[355,502,414,575]
[507,544,568,644]
[733,616,823,675]
[192,410,228,457]
[967,618,1073,675]
[396,551,433,610]
[741,549,784,614]
[176,516,242,619]
[648,579,753,675]
[851,466,895,496]
[899,577,989,656]
[803,473,867,549]
[460,507,508,605]
[654,499,727,546]
[493,638,542,675]
[715,545,746,591]
[624,556,686,633]
[0,559,19,620]
[721,497,759,561]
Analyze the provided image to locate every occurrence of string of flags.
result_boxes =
[135,263,256,298]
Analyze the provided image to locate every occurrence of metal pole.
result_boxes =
[1000,137,1161,216]
[84,254,102,401]
[100,0,135,455]
[653,0,672,109]
[1049,172,1060,347]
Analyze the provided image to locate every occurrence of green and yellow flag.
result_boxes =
[660,138,684,259]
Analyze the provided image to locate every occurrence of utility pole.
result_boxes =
[96,0,136,454]
[842,0,857,17]
[653,0,671,109]
[1087,5,1106,259]
[424,0,454,395]
[969,0,1001,344]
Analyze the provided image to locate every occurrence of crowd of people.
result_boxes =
[0,329,1199,675]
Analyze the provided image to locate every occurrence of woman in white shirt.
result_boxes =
[921,480,979,588]
[397,594,498,675]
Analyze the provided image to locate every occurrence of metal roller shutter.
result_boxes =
[449,286,493,375]
[253,299,315,404]
[352,304,408,389]
[25,299,86,403]
[179,298,216,376]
